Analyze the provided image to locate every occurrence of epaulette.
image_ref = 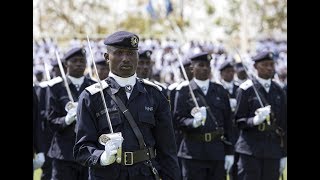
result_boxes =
[85,81,109,95]
[153,80,167,89]
[168,82,179,91]
[142,79,162,91]
[38,81,49,88]
[239,79,253,90]
[47,77,63,87]
[176,80,189,90]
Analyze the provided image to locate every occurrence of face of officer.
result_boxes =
[254,59,275,79]
[220,66,235,82]
[191,61,211,80]
[65,56,87,78]
[136,58,151,79]
[237,70,247,80]
[105,46,138,78]
[96,63,109,80]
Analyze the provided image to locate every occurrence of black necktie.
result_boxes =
[117,87,128,105]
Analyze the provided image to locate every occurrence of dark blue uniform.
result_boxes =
[174,79,234,180]
[220,82,239,180]
[47,76,95,180]
[73,77,180,180]
[234,78,287,180]
[35,81,54,180]
[34,85,45,155]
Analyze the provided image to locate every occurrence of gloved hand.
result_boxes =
[33,152,45,170]
[229,98,237,111]
[65,102,78,125]
[100,133,124,166]
[191,106,206,128]
[224,155,234,174]
[253,105,271,125]
[279,157,287,175]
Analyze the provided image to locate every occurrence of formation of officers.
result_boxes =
[33,30,287,180]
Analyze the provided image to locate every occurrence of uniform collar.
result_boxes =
[193,78,209,95]
[255,76,271,92]
[67,75,84,90]
[220,79,234,89]
[108,72,136,87]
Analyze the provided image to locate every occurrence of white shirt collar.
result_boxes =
[109,72,137,99]
[256,76,271,92]
[67,75,84,90]
[193,78,209,95]
[221,79,234,94]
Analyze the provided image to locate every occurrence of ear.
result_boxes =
[104,53,109,61]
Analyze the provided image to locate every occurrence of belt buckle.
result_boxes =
[258,123,266,131]
[124,152,133,165]
[205,133,212,142]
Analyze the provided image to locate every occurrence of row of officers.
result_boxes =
[33,31,287,180]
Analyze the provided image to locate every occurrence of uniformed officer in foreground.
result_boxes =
[47,47,95,180]
[174,52,234,180]
[234,51,287,180]
[74,31,180,180]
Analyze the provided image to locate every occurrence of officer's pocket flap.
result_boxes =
[138,112,156,126]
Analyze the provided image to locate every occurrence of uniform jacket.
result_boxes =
[73,77,180,180]
[234,78,287,158]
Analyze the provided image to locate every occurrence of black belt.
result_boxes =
[257,123,277,132]
[185,131,223,142]
[121,147,156,166]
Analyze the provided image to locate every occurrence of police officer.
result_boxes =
[73,31,180,180]
[174,52,234,180]
[234,51,287,180]
[136,49,168,98]
[47,47,95,180]
[94,58,110,80]
[218,61,240,180]
[33,85,45,171]
[234,63,247,86]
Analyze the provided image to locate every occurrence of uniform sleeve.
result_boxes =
[280,90,287,157]
[220,88,234,155]
[33,87,45,153]
[73,91,105,168]
[174,90,196,130]
[47,88,69,131]
[153,91,181,180]
[234,88,255,129]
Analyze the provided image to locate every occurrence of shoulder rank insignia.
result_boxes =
[47,76,63,87]
[168,82,179,91]
[38,81,49,88]
[176,80,189,90]
[86,81,109,95]
[142,79,162,91]
[239,79,253,90]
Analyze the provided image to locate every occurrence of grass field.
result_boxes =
[33,165,287,180]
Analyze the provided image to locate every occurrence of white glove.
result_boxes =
[229,98,237,111]
[279,157,287,175]
[65,102,78,125]
[224,155,234,173]
[100,133,124,166]
[191,106,206,128]
[253,105,271,125]
[33,152,45,170]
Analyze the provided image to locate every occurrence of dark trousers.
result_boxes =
[237,154,280,180]
[51,159,88,180]
[181,158,224,180]
[41,156,52,180]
